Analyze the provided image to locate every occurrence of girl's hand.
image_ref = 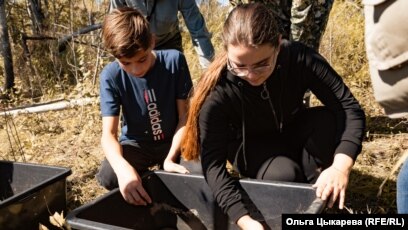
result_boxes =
[313,165,349,209]
[237,215,265,230]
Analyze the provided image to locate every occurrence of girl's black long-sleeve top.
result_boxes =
[198,41,366,223]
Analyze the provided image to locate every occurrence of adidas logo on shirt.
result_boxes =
[144,89,164,141]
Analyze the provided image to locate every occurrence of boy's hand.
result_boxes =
[117,165,152,206]
[163,160,190,174]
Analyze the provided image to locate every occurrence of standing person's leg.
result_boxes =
[363,0,408,215]
[398,159,408,213]
[291,0,315,48]
[154,32,183,52]
[291,0,316,106]
[96,141,170,190]
[263,0,292,41]
[291,0,333,50]
[291,0,334,107]
[364,0,408,118]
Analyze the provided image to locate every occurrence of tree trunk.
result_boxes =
[0,0,15,92]
[27,0,45,34]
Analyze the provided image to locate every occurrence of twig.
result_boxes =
[391,120,408,130]
[345,0,362,11]
[57,23,102,53]
[92,42,101,86]
[377,150,408,197]
[2,102,25,161]
[9,114,25,161]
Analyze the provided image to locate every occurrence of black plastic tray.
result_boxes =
[0,160,72,229]
[67,170,325,230]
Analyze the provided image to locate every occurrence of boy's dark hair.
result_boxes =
[102,7,153,58]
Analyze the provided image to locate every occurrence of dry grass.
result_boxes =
[0,102,107,210]
[1,0,407,221]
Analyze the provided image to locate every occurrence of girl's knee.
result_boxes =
[257,156,304,182]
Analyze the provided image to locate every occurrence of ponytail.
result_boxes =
[181,51,227,160]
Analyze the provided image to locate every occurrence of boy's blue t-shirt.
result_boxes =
[100,50,192,143]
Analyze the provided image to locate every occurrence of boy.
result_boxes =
[96,7,193,205]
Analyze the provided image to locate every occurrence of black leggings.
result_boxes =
[233,107,341,183]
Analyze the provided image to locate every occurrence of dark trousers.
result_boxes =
[155,32,183,52]
[232,107,340,183]
[96,141,170,190]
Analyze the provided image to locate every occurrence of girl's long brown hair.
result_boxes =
[182,51,227,160]
[181,3,280,160]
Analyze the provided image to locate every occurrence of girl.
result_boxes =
[182,3,365,229]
